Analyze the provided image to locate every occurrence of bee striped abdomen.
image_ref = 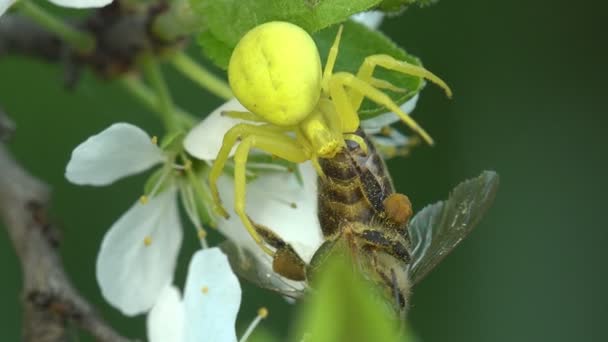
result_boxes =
[318,130,395,237]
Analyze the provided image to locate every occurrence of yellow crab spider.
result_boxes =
[209,21,451,255]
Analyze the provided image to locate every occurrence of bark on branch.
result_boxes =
[0,111,130,342]
[0,1,183,84]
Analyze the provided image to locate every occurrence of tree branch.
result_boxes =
[0,114,130,342]
[0,1,187,84]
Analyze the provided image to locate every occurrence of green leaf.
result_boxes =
[313,20,425,118]
[292,251,411,342]
[192,0,382,69]
[197,31,234,71]
[408,171,500,284]
[378,0,438,13]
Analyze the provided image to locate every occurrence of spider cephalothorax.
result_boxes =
[209,21,451,255]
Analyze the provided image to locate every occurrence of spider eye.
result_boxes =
[228,21,322,126]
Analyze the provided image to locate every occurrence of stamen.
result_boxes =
[201,286,209,294]
[139,195,149,204]
[258,307,269,319]
[151,136,158,145]
[239,307,269,342]
[143,236,152,246]
[197,228,209,249]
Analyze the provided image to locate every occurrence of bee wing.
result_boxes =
[219,240,306,299]
[407,171,500,284]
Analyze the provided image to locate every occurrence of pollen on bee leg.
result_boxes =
[240,307,269,342]
[383,193,413,226]
[143,236,153,246]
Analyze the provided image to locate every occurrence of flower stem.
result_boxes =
[119,76,197,127]
[181,155,216,228]
[141,56,181,132]
[171,53,233,100]
[17,0,95,53]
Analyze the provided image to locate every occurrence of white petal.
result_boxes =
[147,286,185,342]
[217,162,323,264]
[96,188,182,316]
[66,123,165,186]
[47,0,113,9]
[361,94,419,134]
[183,248,241,342]
[351,10,385,30]
[184,99,248,161]
[0,0,17,16]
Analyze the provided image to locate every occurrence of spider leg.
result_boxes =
[294,127,327,179]
[321,25,344,94]
[351,54,453,110]
[209,123,299,219]
[368,78,408,93]
[330,72,434,145]
[343,133,369,155]
[233,134,310,256]
[222,110,269,123]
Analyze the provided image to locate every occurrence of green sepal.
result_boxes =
[182,165,217,228]
[160,130,186,152]
[143,167,174,198]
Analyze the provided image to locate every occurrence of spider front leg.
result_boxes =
[232,133,310,255]
[350,54,453,111]
[330,72,435,145]
[209,122,293,218]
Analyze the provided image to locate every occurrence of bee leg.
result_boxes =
[252,220,307,281]
[358,229,411,264]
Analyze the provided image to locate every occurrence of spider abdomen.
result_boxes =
[228,21,322,126]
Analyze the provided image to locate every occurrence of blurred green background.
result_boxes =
[1,0,606,341]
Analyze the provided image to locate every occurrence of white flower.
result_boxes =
[65,123,182,315]
[1,0,113,17]
[147,248,242,342]
[351,10,385,30]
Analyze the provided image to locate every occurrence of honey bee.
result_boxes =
[222,129,499,315]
